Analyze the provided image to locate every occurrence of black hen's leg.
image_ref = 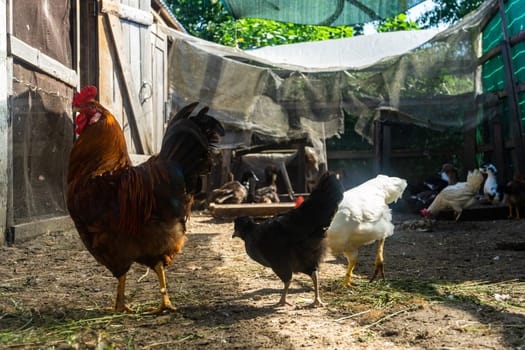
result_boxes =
[310,270,325,307]
[276,280,292,307]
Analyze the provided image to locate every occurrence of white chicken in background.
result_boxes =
[326,175,407,287]
[479,163,502,204]
[421,169,484,221]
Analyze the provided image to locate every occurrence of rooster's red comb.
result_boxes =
[73,85,98,107]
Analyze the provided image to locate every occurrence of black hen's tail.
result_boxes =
[159,102,224,194]
[290,172,344,234]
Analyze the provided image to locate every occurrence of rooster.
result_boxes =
[233,172,343,307]
[66,86,223,313]
[421,169,484,221]
[326,175,407,287]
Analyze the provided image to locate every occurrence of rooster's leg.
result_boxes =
[309,270,325,307]
[343,250,358,287]
[370,239,385,282]
[114,274,133,312]
[276,280,292,307]
[149,261,177,313]
[508,204,514,219]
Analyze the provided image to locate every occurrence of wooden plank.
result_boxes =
[151,25,167,151]
[101,0,153,26]
[498,0,525,173]
[209,203,296,218]
[0,0,8,245]
[478,29,525,65]
[6,216,74,244]
[105,12,152,154]
[7,35,78,87]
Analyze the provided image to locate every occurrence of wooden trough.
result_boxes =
[209,202,296,218]
[434,203,515,221]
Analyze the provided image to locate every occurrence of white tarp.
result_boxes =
[165,0,496,147]
[247,29,442,70]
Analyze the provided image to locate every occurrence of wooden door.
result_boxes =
[150,24,168,151]
[97,0,156,155]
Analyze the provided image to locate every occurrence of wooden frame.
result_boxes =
[0,0,8,245]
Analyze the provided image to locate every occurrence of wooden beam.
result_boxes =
[7,35,78,87]
[6,216,74,245]
[105,12,152,154]
[209,202,295,218]
[478,29,525,65]
[101,0,153,26]
[0,0,8,245]
[498,0,525,173]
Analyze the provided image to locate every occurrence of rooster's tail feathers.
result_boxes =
[159,103,223,194]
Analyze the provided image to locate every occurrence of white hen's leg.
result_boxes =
[343,250,358,287]
[370,239,385,282]
[310,270,325,307]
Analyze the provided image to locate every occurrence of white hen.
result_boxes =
[326,175,407,287]
[421,168,484,220]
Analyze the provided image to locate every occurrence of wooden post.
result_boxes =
[373,119,382,175]
[0,0,8,244]
[498,0,525,173]
[463,108,478,174]
[491,110,505,182]
[295,140,306,193]
[382,123,391,174]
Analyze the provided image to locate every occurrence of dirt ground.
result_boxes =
[1,210,524,349]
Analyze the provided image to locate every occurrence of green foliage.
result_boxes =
[166,0,231,42]
[165,0,353,49]
[214,18,354,50]
[417,0,484,28]
[376,14,420,33]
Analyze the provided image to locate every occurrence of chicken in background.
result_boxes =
[233,172,344,307]
[479,163,503,204]
[304,146,320,192]
[67,86,223,313]
[210,172,248,204]
[406,163,458,212]
[252,165,280,204]
[503,173,525,219]
[326,175,407,287]
[421,168,484,221]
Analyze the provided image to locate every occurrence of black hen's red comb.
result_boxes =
[73,85,98,107]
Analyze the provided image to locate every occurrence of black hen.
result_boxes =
[233,172,344,307]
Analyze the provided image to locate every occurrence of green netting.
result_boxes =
[506,0,525,36]
[482,0,525,93]
[482,12,502,53]
[221,0,426,26]
[482,55,505,91]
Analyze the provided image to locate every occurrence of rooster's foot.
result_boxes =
[148,301,177,314]
[114,303,133,313]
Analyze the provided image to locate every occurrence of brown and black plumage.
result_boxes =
[67,86,223,313]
